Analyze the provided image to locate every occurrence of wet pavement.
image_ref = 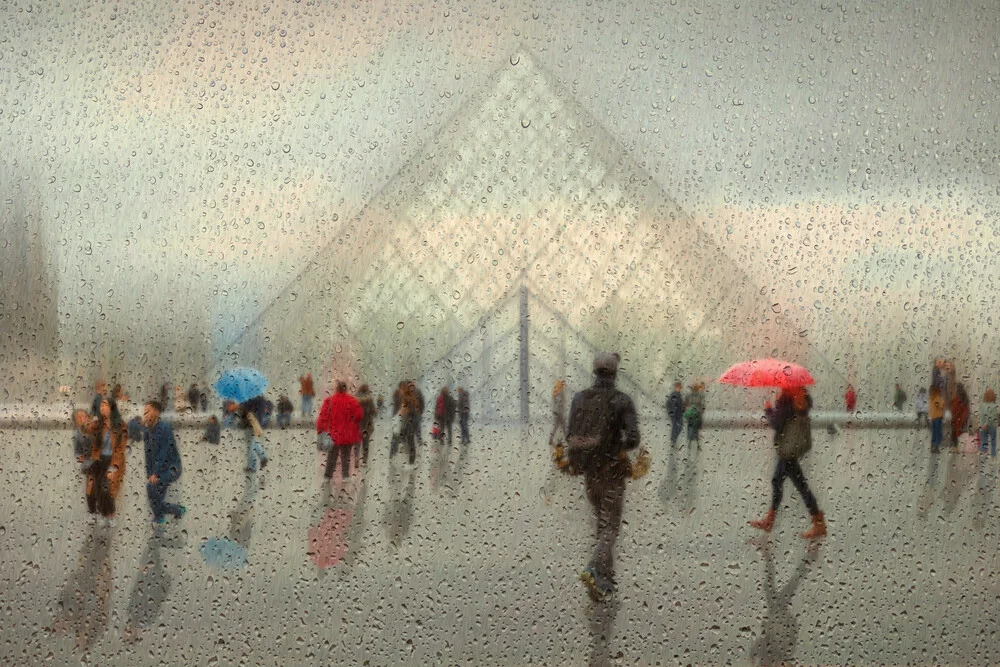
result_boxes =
[2,419,998,665]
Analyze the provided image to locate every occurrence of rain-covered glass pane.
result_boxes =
[1,1,998,664]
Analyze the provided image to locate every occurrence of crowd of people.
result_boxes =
[68,354,996,607]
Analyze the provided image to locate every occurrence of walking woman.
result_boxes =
[749,387,826,539]
[88,398,128,527]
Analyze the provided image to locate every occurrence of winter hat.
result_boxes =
[593,352,620,376]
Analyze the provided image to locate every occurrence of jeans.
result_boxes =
[584,465,627,583]
[981,426,997,458]
[147,478,183,521]
[414,413,423,443]
[325,445,351,478]
[301,396,313,417]
[460,414,470,444]
[916,411,928,428]
[246,436,267,471]
[771,458,819,516]
[276,413,291,428]
[669,418,682,445]
[931,418,943,450]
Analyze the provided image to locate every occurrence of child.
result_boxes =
[914,387,929,427]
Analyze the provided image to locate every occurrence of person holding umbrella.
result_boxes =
[720,359,826,540]
[214,368,271,474]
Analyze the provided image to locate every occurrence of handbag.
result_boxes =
[565,391,615,474]
[316,432,333,452]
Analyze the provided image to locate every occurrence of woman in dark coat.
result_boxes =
[88,398,128,526]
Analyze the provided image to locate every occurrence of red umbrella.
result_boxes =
[719,359,814,388]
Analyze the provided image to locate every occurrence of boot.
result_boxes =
[802,512,827,539]
[749,509,776,533]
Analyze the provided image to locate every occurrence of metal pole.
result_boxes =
[520,276,529,425]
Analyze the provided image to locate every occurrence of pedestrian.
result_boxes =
[398,382,419,464]
[915,387,929,427]
[187,384,200,414]
[685,382,706,445]
[317,381,363,480]
[276,395,294,429]
[978,389,998,458]
[141,401,186,525]
[299,373,315,417]
[749,386,826,540]
[844,384,857,413]
[433,387,456,445]
[929,385,945,452]
[159,383,170,411]
[893,383,907,412]
[199,385,209,412]
[222,400,237,428]
[549,379,567,447]
[88,398,128,527]
[355,384,376,464]
[950,383,970,449]
[412,381,426,445]
[457,386,471,446]
[666,381,684,446]
[91,380,107,416]
[566,352,640,600]
[202,415,221,444]
[389,381,406,457]
[239,396,269,473]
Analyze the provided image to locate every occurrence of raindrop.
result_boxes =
[520,118,530,128]
[282,144,291,153]
[271,82,280,91]
[396,321,405,330]
[510,55,520,66]
[257,221,265,230]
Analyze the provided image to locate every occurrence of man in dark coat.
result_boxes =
[187,384,200,414]
[457,387,471,445]
[141,401,185,525]
[355,385,376,464]
[567,352,640,600]
[411,381,425,445]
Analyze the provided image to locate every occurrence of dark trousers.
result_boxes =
[324,445,352,479]
[771,458,819,516]
[86,456,115,517]
[669,417,682,445]
[916,411,928,428]
[404,424,417,464]
[460,414,470,444]
[584,466,627,582]
[147,478,183,520]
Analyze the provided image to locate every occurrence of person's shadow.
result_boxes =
[52,523,114,652]
[339,476,370,575]
[941,451,975,517]
[748,537,819,667]
[230,475,258,548]
[659,441,699,513]
[586,590,621,666]
[385,462,417,549]
[917,452,941,520]
[973,453,994,531]
[124,527,184,642]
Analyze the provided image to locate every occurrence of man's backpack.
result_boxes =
[565,389,616,474]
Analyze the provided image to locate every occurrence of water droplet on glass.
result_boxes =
[520,118,530,128]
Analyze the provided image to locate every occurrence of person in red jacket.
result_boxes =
[845,384,857,413]
[317,382,364,480]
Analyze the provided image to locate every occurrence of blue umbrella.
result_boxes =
[214,368,268,404]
